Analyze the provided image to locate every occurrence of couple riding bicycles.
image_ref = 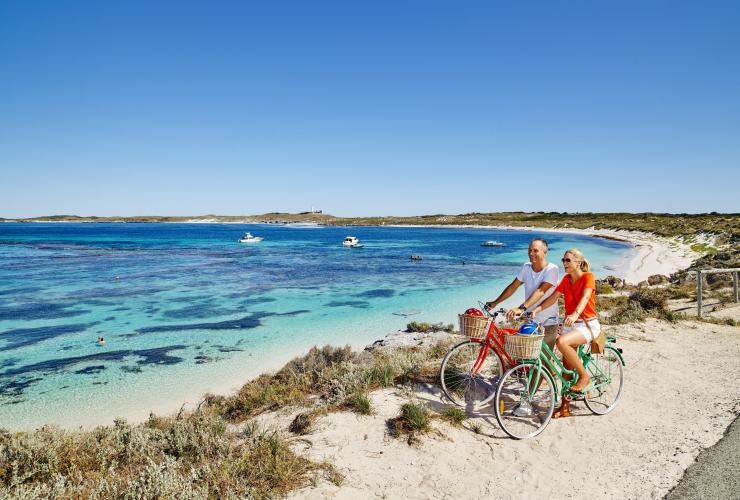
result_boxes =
[484,238,603,419]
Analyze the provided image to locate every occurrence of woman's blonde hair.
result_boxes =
[564,248,591,272]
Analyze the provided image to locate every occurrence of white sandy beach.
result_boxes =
[390,224,699,285]
[280,316,740,499]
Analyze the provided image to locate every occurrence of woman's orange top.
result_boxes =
[555,272,597,319]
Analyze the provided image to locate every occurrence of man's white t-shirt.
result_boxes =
[516,262,559,324]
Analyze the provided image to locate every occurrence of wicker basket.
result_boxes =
[504,332,544,359]
[458,314,489,338]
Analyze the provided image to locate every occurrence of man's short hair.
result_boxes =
[530,238,548,249]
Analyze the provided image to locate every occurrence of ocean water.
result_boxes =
[0,223,634,429]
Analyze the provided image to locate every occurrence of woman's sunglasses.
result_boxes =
[561,258,578,263]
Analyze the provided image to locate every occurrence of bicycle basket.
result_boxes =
[504,332,544,359]
[458,314,489,338]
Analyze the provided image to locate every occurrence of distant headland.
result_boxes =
[1,211,738,241]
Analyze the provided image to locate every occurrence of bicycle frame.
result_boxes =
[514,337,623,401]
[467,315,518,375]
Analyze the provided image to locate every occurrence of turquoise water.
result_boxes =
[0,223,634,429]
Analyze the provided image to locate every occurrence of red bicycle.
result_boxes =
[440,306,520,410]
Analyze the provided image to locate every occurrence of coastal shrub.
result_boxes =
[406,322,455,333]
[668,284,694,300]
[441,407,468,426]
[217,373,309,422]
[344,391,373,415]
[629,289,669,311]
[468,422,484,434]
[396,402,430,432]
[602,302,648,325]
[289,412,315,435]
[0,412,327,499]
[597,294,628,313]
[364,364,397,388]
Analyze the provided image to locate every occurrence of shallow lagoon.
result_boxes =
[0,223,634,429]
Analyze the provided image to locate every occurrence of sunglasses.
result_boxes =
[561,258,578,263]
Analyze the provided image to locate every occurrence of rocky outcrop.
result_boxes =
[647,274,670,286]
[365,330,459,351]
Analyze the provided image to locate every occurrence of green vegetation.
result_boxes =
[468,421,484,434]
[690,243,718,254]
[389,402,431,441]
[345,391,374,415]
[406,321,455,333]
[0,412,335,499]
[441,407,468,426]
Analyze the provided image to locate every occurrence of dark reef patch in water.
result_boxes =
[0,358,19,369]
[74,365,106,375]
[79,299,116,306]
[324,300,370,309]
[0,345,187,396]
[73,286,166,300]
[194,355,222,364]
[0,323,96,352]
[354,288,395,299]
[0,286,42,297]
[215,345,243,353]
[120,365,143,373]
[0,377,43,397]
[0,303,89,321]
[162,303,245,320]
[137,310,309,333]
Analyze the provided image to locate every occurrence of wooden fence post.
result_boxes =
[696,270,703,317]
[734,271,738,303]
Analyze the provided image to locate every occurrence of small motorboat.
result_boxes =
[342,236,363,248]
[239,232,263,243]
[480,240,505,247]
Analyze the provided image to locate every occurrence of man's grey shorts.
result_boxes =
[543,325,559,351]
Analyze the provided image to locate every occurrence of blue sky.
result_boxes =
[1,1,738,217]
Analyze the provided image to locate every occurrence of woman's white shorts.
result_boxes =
[562,318,601,343]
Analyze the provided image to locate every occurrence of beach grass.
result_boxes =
[0,411,331,499]
[441,407,468,426]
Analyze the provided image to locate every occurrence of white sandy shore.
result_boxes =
[389,224,699,285]
[280,318,740,499]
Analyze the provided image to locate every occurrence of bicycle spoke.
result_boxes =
[584,347,624,415]
[441,340,503,409]
[494,364,555,439]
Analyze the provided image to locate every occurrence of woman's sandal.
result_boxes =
[570,380,591,394]
[552,403,571,419]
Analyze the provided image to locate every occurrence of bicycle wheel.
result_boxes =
[584,346,624,415]
[494,363,555,439]
[440,340,503,410]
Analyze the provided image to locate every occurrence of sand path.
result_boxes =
[287,319,740,499]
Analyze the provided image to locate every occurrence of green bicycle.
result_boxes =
[493,318,625,439]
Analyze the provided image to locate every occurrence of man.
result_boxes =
[485,238,560,351]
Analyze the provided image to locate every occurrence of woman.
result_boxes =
[528,248,601,418]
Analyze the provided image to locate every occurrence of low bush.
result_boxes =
[389,402,430,441]
[628,288,669,311]
[0,411,325,499]
[344,391,373,415]
[406,322,455,333]
[441,407,468,426]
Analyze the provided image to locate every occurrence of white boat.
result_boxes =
[342,236,363,248]
[238,232,263,243]
[480,240,505,247]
